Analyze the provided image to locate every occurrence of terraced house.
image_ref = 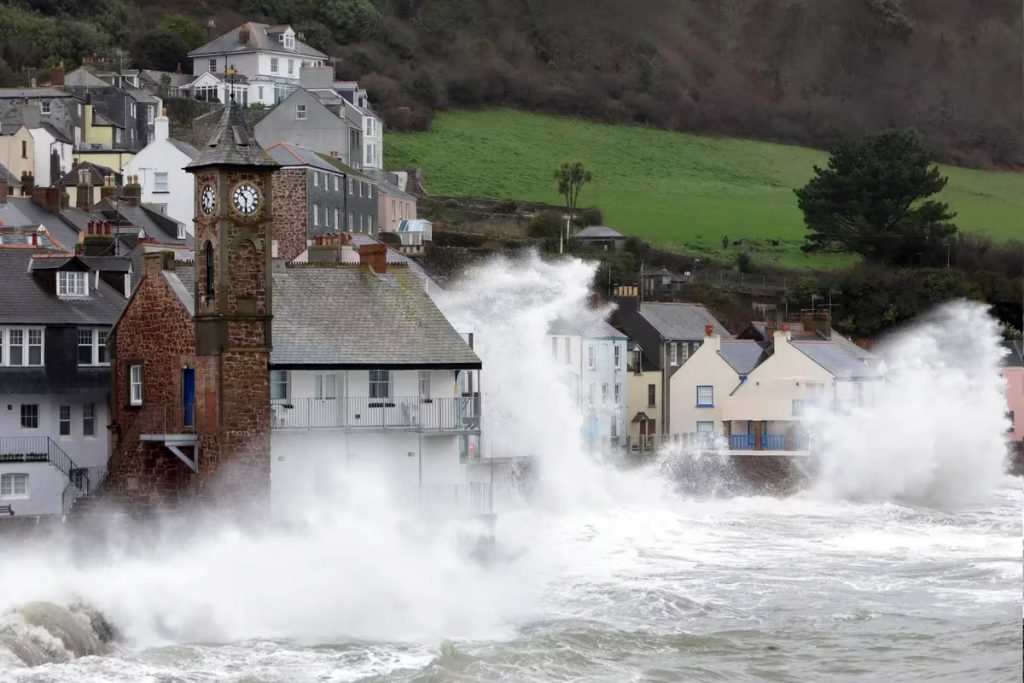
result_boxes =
[0,246,127,515]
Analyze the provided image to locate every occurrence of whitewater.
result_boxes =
[0,253,1020,682]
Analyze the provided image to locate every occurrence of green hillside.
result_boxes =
[387,109,1024,269]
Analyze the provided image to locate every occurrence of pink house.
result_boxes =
[1002,341,1024,442]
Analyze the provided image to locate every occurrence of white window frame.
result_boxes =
[601,383,609,404]
[696,421,715,433]
[614,345,621,368]
[271,370,290,401]
[288,59,295,75]
[419,370,431,399]
[334,208,339,229]
[696,385,714,407]
[669,342,678,366]
[348,212,353,230]
[20,404,38,429]
[587,344,595,370]
[313,204,319,226]
[2,327,45,367]
[77,328,109,366]
[314,374,337,400]
[154,172,169,193]
[59,404,71,436]
[208,58,217,72]
[129,364,143,406]
[57,271,88,297]
[83,403,95,437]
[270,57,279,73]
[0,473,28,499]
[40,101,51,115]
[296,104,306,120]
[369,370,392,400]
[614,383,621,404]
[334,175,339,192]
[564,337,571,364]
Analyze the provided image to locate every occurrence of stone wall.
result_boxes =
[106,252,196,506]
[271,168,308,263]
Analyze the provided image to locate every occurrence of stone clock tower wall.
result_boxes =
[187,103,280,505]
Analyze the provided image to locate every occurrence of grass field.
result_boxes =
[387,109,1024,270]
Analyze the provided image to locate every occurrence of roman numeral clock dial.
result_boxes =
[232,183,260,216]
[200,185,216,215]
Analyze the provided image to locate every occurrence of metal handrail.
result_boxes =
[271,396,481,431]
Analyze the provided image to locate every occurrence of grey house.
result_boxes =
[611,297,731,435]
[264,142,378,261]
[63,86,158,151]
[0,88,82,144]
[254,88,357,167]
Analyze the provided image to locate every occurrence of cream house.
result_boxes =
[625,341,662,454]
[669,321,878,454]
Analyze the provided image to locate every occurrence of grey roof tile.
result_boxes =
[187,103,280,170]
[575,225,625,239]
[0,249,126,326]
[637,303,731,340]
[717,340,768,374]
[168,138,199,159]
[790,341,879,379]
[271,265,480,368]
[188,22,327,59]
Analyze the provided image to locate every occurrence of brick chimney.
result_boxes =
[704,324,714,337]
[20,171,34,196]
[77,220,116,256]
[359,243,387,274]
[32,186,63,213]
[238,26,250,45]
[121,174,141,204]
[50,66,65,87]
[75,167,92,210]
[143,251,175,278]
[100,174,118,201]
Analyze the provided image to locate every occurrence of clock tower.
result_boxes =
[186,101,280,502]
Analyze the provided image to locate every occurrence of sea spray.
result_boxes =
[433,250,665,509]
[810,300,1009,508]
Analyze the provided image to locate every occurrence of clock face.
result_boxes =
[232,183,260,216]
[200,185,216,215]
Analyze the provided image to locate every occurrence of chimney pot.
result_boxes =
[781,323,790,332]
[704,324,714,337]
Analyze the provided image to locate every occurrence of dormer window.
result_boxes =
[40,101,51,116]
[57,272,88,297]
[177,223,186,240]
[283,32,295,50]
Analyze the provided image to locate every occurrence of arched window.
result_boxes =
[204,241,214,299]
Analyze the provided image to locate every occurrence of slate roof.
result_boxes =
[549,316,626,339]
[188,22,327,59]
[58,161,120,187]
[36,123,72,144]
[168,139,199,159]
[8,198,80,250]
[79,255,131,273]
[0,161,20,187]
[0,249,126,325]
[0,199,36,228]
[637,302,731,340]
[718,340,768,375]
[271,266,480,368]
[265,142,343,174]
[187,102,280,170]
[791,341,879,379]
[575,225,626,239]
[0,88,72,99]
[95,199,192,247]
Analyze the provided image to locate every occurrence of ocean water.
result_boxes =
[2,254,1020,682]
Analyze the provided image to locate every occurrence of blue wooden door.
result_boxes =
[182,369,195,427]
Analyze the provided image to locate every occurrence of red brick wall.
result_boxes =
[106,252,197,505]
[271,168,308,263]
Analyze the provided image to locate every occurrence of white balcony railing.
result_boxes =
[271,396,481,432]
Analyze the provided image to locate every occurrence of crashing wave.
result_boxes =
[0,601,115,667]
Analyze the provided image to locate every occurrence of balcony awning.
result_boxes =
[138,434,199,473]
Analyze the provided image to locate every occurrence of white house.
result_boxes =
[548,318,629,451]
[122,113,198,229]
[266,254,484,517]
[28,124,73,188]
[0,248,127,515]
[670,320,879,454]
[184,23,329,107]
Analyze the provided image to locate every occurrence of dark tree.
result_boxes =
[795,130,957,266]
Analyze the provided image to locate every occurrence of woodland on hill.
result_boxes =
[0,0,1020,168]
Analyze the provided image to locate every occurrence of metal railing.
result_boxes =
[62,466,107,514]
[625,431,812,453]
[397,482,493,515]
[0,436,80,480]
[271,396,482,432]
